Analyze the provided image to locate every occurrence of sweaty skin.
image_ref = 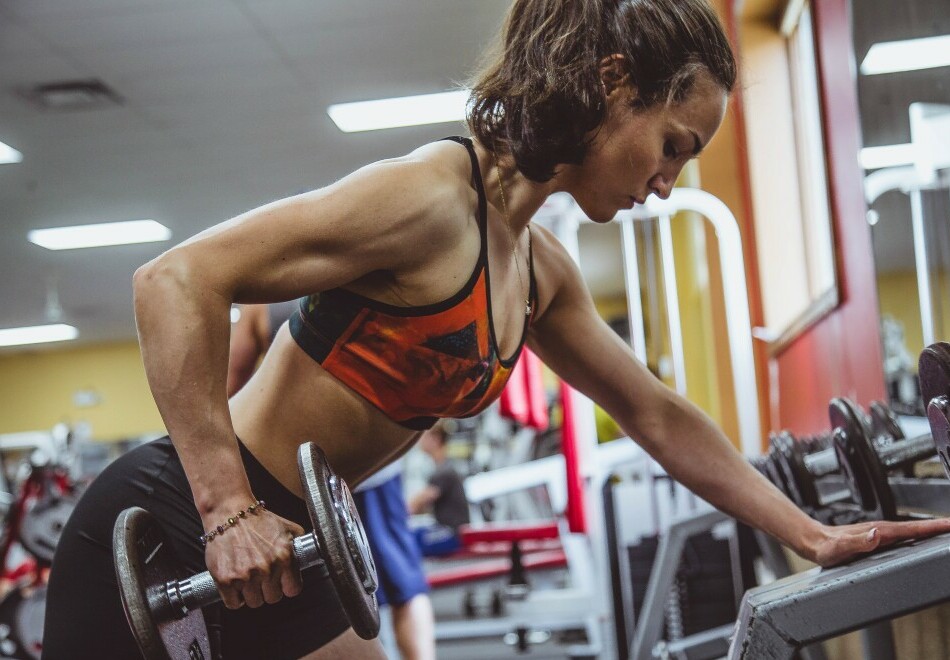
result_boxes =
[132,63,950,653]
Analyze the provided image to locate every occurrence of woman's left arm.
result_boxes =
[526,226,950,566]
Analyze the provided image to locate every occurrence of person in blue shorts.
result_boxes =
[352,465,435,659]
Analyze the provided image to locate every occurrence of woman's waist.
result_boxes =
[229,336,416,489]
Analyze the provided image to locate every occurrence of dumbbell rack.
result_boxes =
[727,468,950,658]
[729,531,950,659]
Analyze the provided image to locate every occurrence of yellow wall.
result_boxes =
[877,271,950,361]
[0,342,164,441]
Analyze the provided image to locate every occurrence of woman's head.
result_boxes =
[468,0,736,205]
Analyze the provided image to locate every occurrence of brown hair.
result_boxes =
[467,0,737,182]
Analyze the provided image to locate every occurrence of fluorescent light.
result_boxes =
[328,90,470,133]
[859,143,915,170]
[28,219,171,250]
[0,324,78,347]
[861,34,950,75]
[0,141,23,165]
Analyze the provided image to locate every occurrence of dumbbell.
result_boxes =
[113,442,380,660]
[766,402,887,512]
[920,342,950,479]
[765,399,934,521]
[829,398,936,520]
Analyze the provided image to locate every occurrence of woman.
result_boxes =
[43,0,950,658]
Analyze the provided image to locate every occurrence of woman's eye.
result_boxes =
[663,140,677,159]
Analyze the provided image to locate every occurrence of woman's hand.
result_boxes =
[203,507,306,609]
[805,517,950,568]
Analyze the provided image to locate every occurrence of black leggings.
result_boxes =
[43,437,351,660]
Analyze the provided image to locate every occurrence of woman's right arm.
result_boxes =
[133,157,463,607]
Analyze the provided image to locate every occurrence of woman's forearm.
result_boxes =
[624,396,825,559]
[133,252,254,518]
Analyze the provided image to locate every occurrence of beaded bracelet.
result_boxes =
[199,499,266,547]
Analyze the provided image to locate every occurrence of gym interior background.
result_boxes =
[0,0,949,658]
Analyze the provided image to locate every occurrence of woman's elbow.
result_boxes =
[133,251,196,312]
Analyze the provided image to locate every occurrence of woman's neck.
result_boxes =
[473,141,556,235]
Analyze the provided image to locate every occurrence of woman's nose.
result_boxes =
[649,173,673,200]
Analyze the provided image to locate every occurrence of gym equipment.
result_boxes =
[920,342,950,407]
[830,398,935,520]
[0,586,44,660]
[0,443,79,569]
[19,493,79,565]
[919,343,950,479]
[113,442,379,660]
[729,531,950,659]
[757,399,933,521]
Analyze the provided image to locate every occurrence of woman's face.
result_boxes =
[561,69,728,222]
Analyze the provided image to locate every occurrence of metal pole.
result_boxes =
[658,215,687,396]
[620,218,648,364]
[911,189,935,347]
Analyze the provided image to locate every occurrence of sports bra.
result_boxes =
[289,136,537,430]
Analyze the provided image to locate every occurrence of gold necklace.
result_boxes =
[493,151,532,317]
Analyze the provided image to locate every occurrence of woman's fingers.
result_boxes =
[220,582,245,610]
[817,517,950,567]
[205,511,307,609]
[876,517,950,546]
[281,558,304,598]
[241,575,266,609]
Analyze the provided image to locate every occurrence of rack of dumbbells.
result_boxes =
[730,342,950,659]
[618,343,950,660]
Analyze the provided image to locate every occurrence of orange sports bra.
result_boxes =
[288,136,537,430]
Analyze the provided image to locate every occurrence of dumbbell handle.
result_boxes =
[158,532,320,617]
[803,432,934,478]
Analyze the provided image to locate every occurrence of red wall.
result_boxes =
[768,0,885,435]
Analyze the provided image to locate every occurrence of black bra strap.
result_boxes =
[441,136,488,248]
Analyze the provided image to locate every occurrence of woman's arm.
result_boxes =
[133,157,464,606]
[227,304,269,398]
[527,226,950,566]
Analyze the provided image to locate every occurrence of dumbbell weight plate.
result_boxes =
[20,493,79,565]
[297,442,380,640]
[829,398,896,520]
[0,586,44,660]
[928,396,950,479]
[771,432,821,509]
[868,401,904,444]
[113,507,212,660]
[919,342,950,408]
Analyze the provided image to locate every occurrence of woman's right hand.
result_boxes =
[203,504,306,609]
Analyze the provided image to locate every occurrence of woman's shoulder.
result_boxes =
[369,139,482,244]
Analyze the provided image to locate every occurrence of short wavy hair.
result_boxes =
[467,0,737,182]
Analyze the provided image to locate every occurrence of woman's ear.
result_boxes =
[599,54,634,98]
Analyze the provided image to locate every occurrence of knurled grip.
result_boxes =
[878,433,935,470]
[802,432,934,477]
[159,532,320,616]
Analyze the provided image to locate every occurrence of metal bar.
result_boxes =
[861,622,897,660]
[658,215,687,396]
[662,623,734,659]
[622,190,761,456]
[889,477,950,515]
[629,509,729,660]
[620,218,648,364]
[729,533,950,658]
[911,189,936,347]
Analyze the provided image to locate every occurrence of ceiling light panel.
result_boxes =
[861,34,950,75]
[0,324,78,348]
[28,220,171,250]
[0,141,23,165]
[328,90,470,132]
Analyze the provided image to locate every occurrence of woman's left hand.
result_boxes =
[806,517,950,568]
